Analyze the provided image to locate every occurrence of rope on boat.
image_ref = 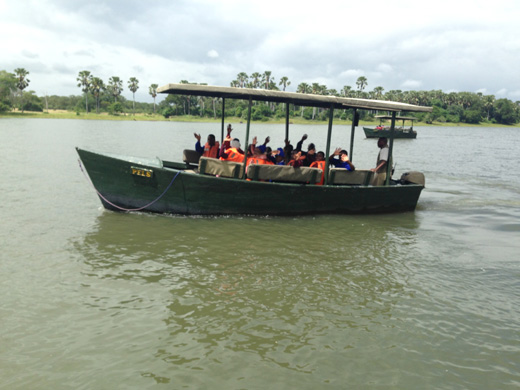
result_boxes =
[78,159,180,212]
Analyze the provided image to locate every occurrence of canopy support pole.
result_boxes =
[285,103,290,142]
[220,98,226,143]
[385,111,396,186]
[241,97,253,179]
[349,108,357,161]
[324,104,334,186]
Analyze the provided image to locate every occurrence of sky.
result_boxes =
[1,0,520,104]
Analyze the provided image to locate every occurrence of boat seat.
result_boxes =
[183,149,201,165]
[247,164,322,184]
[328,169,373,185]
[199,157,244,179]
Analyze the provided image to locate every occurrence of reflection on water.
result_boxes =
[74,212,429,383]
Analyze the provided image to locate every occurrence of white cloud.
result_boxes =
[207,50,219,59]
[401,80,422,90]
[495,88,508,97]
[376,63,393,73]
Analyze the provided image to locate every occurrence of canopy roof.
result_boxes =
[375,115,417,120]
[158,83,432,113]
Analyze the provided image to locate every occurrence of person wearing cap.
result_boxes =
[257,136,270,153]
[274,148,285,165]
[329,148,355,171]
[219,134,244,162]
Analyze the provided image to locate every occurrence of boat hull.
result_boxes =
[363,127,417,139]
[77,148,424,216]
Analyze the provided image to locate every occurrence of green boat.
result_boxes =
[363,115,417,139]
[77,84,432,216]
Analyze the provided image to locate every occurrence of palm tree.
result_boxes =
[128,77,139,115]
[212,97,219,118]
[263,71,272,89]
[297,82,311,117]
[237,72,248,88]
[311,83,326,119]
[90,77,105,114]
[341,85,353,97]
[250,72,262,88]
[14,68,30,112]
[149,84,158,114]
[197,96,205,116]
[279,76,291,91]
[483,95,495,120]
[108,76,123,102]
[179,80,192,114]
[356,76,368,96]
[77,70,92,113]
[373,86,384,100]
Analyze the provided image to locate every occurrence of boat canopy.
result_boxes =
[158,83,432,186]
[158,83,432,113]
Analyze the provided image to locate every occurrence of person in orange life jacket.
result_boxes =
[219,135,244,162]
[194,133,220,158]
[288,150,305,168]
[248,136,274,164]
[310,151,326,185]
[247,146,273,167]
[329,148,355,171]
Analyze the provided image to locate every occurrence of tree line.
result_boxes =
[1,68,519,125]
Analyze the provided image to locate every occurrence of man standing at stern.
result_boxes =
[371,137,390,186]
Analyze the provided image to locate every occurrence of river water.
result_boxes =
[1,118,519,389]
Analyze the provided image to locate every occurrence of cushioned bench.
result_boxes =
[183,149,201,165]
[199,157,244,179]
[328,169,373,185]
[247,164,322,184]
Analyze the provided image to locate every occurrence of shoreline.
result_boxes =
[0,110,517,128]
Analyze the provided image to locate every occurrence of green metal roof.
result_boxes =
[157,83,433,113]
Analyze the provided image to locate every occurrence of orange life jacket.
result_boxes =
[247,157,270,166]
[310,160,326,185]
[203,142,220,158]
[220,147,244,163]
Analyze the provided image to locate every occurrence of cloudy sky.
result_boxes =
[1,0,519,103]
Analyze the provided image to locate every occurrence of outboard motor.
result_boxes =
[400,171,425,187]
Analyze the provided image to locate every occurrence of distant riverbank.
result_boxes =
[0,110,517,127]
